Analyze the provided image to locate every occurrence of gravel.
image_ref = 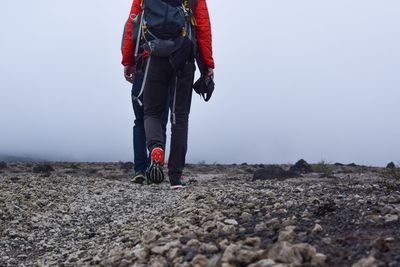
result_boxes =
[1,162,400,266]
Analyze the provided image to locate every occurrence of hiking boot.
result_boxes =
[132,172,146,184]
[180,175,188,187]
[169,176,186,190]
[147,147,165,184]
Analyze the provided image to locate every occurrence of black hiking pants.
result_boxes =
[143,55,195,179]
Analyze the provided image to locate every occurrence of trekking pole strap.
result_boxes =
[134,11,144,58]
[132,56,152,107]
[172,75,178,125]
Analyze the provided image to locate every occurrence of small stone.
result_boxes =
[142,230,160,243]
[191,254,209,266]
[322,237,332,245]
[221,244,239,263]
[278,226,297,242]
[240,212,252,221]
[149,255,168,267]
[373,238,390,252]
[236,249,264,264]
[255,223,267,232]
[268,241,323,266]
[264,190,276,198]
[199,243,219,254]
[384,214,398,223]
[243,237,261,247]
[312,223,323,234]
[248,259,276,267]
[281,218,295,227]
[385,237,395,242]
[302,210,312,218]
[352,255,378,267]
[312,253,327,265]
[222,224,236,234]
[133,246,149,261]
[266,218,279,225]
[224,219,238,225]
[151,244,171,255]
[174,261,190,267]
[168,247,180,259]
[68,255,79,263]
[218,239,230,250]
[182,248,197,262]
[187,239,200,248]
[63,214,72,222]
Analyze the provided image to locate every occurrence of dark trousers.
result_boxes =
[143,56,195,179]
[131,71,169,173]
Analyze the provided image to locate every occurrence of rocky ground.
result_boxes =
[0,161,400,267]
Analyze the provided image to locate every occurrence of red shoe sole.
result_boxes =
[151,147,164,165]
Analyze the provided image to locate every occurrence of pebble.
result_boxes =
[312,223,323,233]
[191,254,209,266]
[224,219,238,225]
[352,255,378,267]
[384,214,399,223]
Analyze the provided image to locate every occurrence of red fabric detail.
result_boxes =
[121,0,142,66]
[194,0,215,69]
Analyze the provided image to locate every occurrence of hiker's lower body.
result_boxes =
[131,70,169,174]
[143,55,195,182]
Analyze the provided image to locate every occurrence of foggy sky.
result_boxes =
[1,0,399,166]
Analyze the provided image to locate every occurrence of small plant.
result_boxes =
[313,160,334,177]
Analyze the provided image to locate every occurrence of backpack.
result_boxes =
[132,0,198,58]
[130,0,198,108]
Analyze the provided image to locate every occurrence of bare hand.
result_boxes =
[124,65,136,84]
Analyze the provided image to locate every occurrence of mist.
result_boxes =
[1,0,399,166]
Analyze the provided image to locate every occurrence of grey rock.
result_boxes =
[386,162,396,169]
[191,254,209,266]
[312,223,323,234]
[248,259,276,267]
[268,241,326,266]
[224,219,238,225]
[0,161,8,169]
[352,256,378,267]
[384,214,399,223]
[278,226,297,242]
[142,231,160,244]
[290,159,313,173]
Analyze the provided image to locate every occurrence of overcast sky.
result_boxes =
[0,0,399,166]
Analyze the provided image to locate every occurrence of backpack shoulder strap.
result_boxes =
[184,0,197,11]
[190,0,197,11]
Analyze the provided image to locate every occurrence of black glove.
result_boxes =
[193,75,215,102]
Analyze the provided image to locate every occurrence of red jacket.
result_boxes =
[121,0,215,69]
